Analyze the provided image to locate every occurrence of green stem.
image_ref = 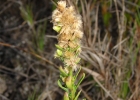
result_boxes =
[71,86,76,100]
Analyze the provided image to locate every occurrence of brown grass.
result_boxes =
[0,0,140,100]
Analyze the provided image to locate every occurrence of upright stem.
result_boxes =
[52,1,85,100]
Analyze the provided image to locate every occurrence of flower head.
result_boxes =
[52,0,83,71]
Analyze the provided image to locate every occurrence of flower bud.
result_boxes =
[56,49,63,57]
[53,26,61,32]
[59,66,68,77]
[65,76,73,90]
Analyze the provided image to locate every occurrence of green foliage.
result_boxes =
[20,4,46,52]
[136,9,140,26]
[103,12,111,27]
[52,0,58,10]
[120,70,131,99]
[58,66,85,100]
[20,5,33,27]
[28,90,38,100]
[37,22,47,51]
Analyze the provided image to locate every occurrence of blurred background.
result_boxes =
[0,0,140,100]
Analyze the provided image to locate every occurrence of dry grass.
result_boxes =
[0,0,140,100]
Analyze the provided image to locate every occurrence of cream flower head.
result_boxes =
[52,0,83,71]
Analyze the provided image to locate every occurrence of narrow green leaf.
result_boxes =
[74,90,81,100]
[58,80,69,92]
[59,67,68,77]
[74,67,81,81]
[55,44,64,51]
[76,73,85,89]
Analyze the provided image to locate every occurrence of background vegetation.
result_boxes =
[0,0,140,100]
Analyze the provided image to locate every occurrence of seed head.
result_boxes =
[52,0,83,71]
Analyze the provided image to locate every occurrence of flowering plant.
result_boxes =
[52,1,85,100]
